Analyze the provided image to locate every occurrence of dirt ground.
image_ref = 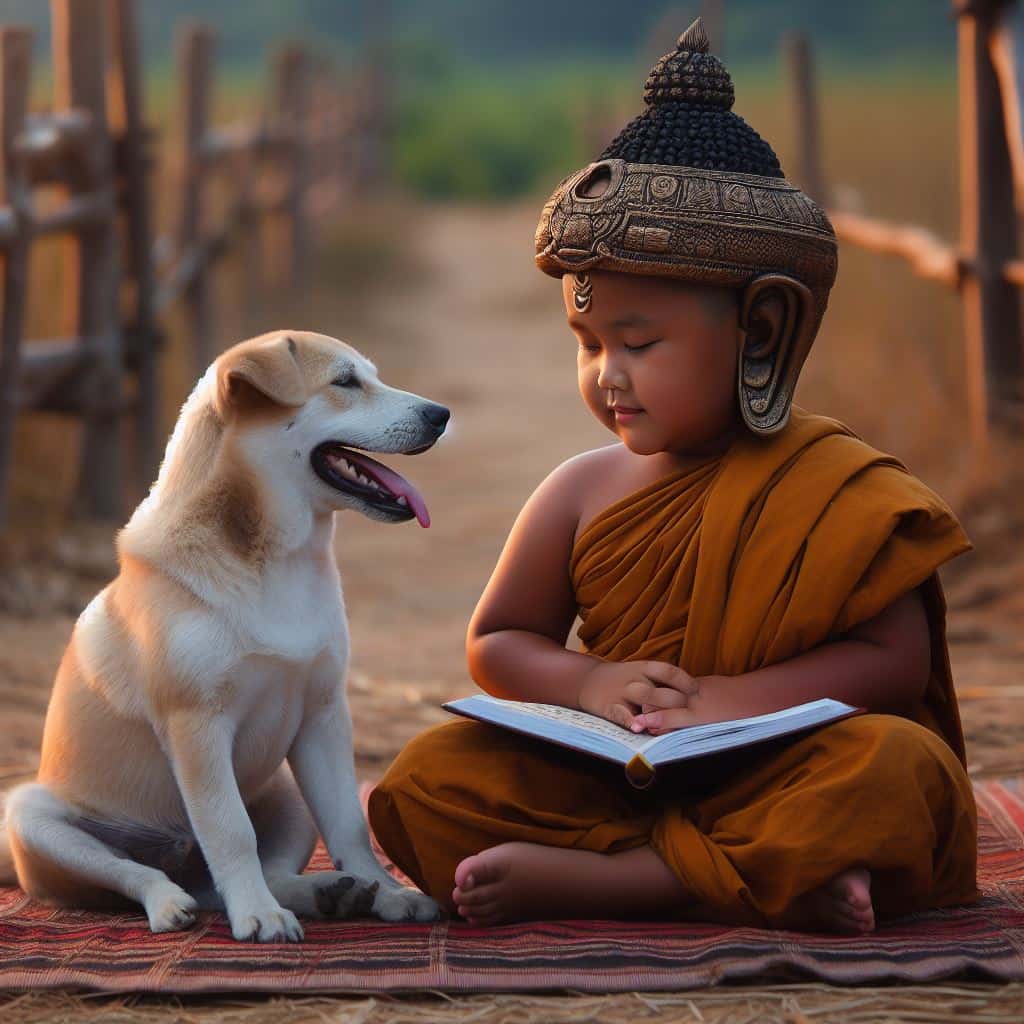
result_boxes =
[1,202,1022,1019]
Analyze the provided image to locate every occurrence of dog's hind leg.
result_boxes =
[246,765,377,920]
[4,782,198,934]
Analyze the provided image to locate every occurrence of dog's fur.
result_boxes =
[0,331,447,941]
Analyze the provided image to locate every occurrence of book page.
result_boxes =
[444,695,860,769]
[502,701,653,751]
[647,698,859,761]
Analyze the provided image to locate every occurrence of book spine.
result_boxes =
[624,752,656,790]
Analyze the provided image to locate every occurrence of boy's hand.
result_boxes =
[577,660,699,730]
[631,675,744,734]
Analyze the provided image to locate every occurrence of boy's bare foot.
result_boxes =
[452,841,687,925]
[784,867,875,934]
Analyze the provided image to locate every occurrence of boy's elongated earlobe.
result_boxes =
[214,334,307,419]
[737,274,816,436]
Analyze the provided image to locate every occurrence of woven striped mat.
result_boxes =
[0,778,1022,993]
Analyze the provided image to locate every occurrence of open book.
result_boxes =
[442,695,862,789]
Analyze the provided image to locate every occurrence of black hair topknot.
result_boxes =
[600,18,785,179]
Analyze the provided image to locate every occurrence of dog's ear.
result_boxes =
[214,335,306,419]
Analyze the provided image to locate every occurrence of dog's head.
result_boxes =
[212,331,448,527]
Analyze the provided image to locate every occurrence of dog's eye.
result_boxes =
[332,373,361,389]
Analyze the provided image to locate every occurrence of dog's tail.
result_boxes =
[0,792,18,885]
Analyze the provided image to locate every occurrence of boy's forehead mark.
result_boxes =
[571,273,593,313]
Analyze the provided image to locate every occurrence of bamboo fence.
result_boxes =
[785,0,1024,453]
[0,0,365,525]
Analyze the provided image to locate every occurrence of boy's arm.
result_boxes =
[633,587,933,734]
[466,455,600,703]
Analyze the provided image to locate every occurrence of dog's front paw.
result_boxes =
[229,898,304,943]
[314,874,379,919]
[372,885,443,922]
[144,881,199,933]
[267,870,379,920]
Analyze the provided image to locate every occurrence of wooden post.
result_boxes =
[989,0,1024,209]
[309,57,342,216]
[52,0,124,520]
[345,68,370,197]
[784,32,827,205]
[177,22,214,374]
[334,72,354,204]
[359,0,393,190]
[334,69,361,204]
[272,42,311,287]
[0,28,33,527]
[957,0,1022,447]
[234,125,262,335]
[987,0,1024,417]
[108,0,160,489]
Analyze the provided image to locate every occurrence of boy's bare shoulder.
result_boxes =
[468,448,634,648]
[542,444,628,496]
[554,442,628,476]
[534,444,638,540]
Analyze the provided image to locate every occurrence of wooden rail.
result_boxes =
[0,0,361,524]
[786,1,1024,452]
[826,212,966,290]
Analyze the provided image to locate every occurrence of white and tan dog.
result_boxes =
[0,330,447,941]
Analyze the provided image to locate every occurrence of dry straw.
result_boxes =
[2,985,1024,1024]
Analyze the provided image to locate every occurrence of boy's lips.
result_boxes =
[611,405,644,419]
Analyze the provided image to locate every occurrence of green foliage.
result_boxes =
[391,42,633,200]
[397,72,577,199]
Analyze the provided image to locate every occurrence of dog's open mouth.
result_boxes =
[312,443,431,527]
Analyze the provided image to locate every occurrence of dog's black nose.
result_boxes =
[420,403,450,430]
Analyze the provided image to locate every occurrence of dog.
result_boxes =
[0,330,447,941]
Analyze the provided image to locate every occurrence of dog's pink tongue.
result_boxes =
[347,452,431,528]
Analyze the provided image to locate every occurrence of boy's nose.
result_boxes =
[597,363,629,390]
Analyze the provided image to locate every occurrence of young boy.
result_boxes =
[367,19,978,934]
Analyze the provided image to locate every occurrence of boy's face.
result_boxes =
[563,270,741,456]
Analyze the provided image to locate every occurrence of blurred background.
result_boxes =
[0,1,1020,789]
[1,0,968,205]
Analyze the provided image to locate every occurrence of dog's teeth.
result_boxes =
[335,460,360,481]
[396,496,408,506]
[328,454,386,493]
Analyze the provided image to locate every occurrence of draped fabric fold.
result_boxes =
[572,407,970,763]
[369,409,978,924]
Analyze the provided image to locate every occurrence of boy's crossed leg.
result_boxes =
[451,843,875,933]
[369,714,976,933]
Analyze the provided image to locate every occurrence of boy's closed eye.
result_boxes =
[576,338,663,353]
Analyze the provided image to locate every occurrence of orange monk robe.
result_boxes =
[369,409,979,926]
